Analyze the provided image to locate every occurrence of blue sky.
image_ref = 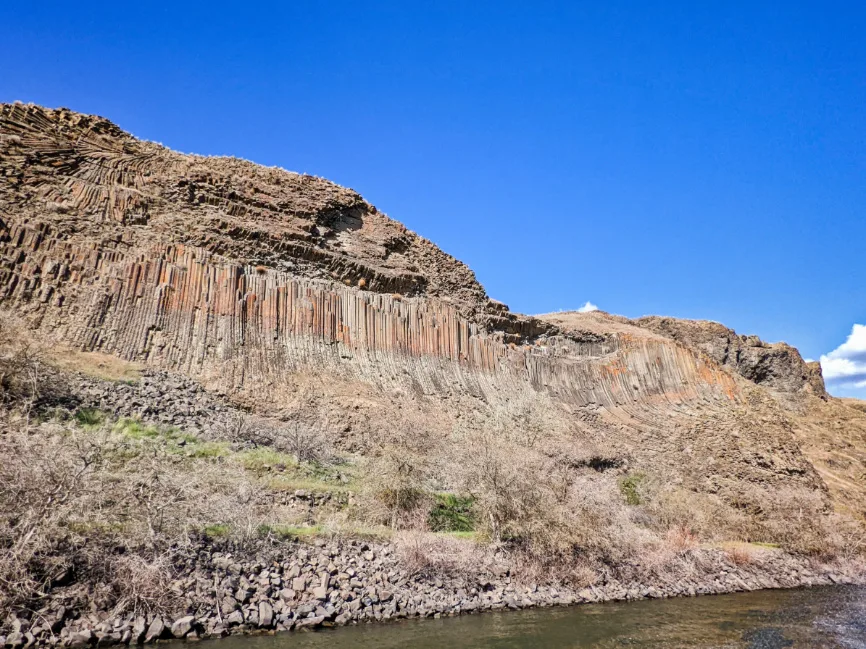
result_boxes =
[1,1,864,397]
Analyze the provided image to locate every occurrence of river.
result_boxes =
[207,586,865,648]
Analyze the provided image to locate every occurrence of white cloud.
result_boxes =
[820,324,866,396]
[577,301,599,313]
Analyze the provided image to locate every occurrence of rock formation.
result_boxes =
[2,102,865,514]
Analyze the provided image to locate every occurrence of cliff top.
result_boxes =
[0,102,491,316]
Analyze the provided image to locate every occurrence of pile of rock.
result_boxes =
[64,370,241,438]
[3,537,863,648]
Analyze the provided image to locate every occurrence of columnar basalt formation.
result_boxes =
[0,102,490,316]
[0,103,738,408]
[633,316,828,397]
[3,102,863,504]
[0,217,738,410]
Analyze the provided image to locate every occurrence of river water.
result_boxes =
[210,586,866,648]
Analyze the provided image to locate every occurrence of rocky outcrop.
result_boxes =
[0,103,489,318]
[632,316,828,397]
[0,205,742,412]
[0,102,856,523]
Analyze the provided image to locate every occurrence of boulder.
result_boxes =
[170,617,195,638]
[257,602,274,628]
[144,618,166,644]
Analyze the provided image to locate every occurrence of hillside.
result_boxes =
[1,103,865,646]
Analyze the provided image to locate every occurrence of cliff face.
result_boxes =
[633,316,828,397]
[2,103,864,512]
[0,103,491,315]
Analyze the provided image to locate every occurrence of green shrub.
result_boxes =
[428,493,475,532]
[74,407,106,427]
[619,473,646,505]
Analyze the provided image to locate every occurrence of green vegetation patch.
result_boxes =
[203,523,232,539]
[619,472,647,505]
[74,407,107,428]
[256,523,322,540]
[237,447,297,473]
[435,530,478,540]
[428,493,475,532]
[111,417,229,458]
[264,475,351,494]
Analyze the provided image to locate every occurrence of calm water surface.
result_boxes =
[208,586,866,649]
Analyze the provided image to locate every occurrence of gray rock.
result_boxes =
[170,616,195,638]
[313,586,328,600]
[257,602,273,628]
[295,616,325,629]
[5,633,24,648]
[131,618,146,644]
[95,632,119,647]
[144,618,165,644]
[65,631,91,648]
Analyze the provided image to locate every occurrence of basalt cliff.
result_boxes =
[2,103,862,503]
[1,103,865,646]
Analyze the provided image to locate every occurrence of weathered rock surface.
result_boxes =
[632,316,827,397]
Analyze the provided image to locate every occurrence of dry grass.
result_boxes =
[46,347,143,383]
[0,414,267,616]
[842,398,866,414]
[723,542,758,566]
[2,314,865,622]
[394,528,490,578]
[348,387,866,584]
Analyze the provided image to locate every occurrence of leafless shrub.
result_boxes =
[278,420,330,464]
[0,313,53,410]
[446,425,646,566]
[0,416,104,611]
[665,525,700,552]
[725,543,757,566]
[360,445,430,529]
[213,410,275,447]
[214,409,331,464]
[394,528,489,577]
[107,552,180,616]
[821,512,866,561]
[726,484,832,554]
[489,390,560,449]
[356,411,443,529]
[0,416,263,618]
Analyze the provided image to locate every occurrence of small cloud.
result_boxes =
[577,301,599,313]
[820,324,866,397]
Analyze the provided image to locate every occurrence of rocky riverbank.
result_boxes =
[2,538,863,649]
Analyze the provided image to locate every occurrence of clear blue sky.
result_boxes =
[2,2,864,396]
